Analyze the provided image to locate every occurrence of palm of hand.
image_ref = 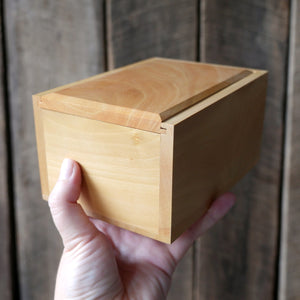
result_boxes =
[50,159,235,299]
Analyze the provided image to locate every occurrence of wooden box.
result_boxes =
[33,58,267,243]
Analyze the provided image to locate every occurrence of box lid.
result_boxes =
[37,57,252,133]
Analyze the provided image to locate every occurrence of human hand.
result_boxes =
[49,158,236,300]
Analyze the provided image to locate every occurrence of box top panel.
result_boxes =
[37,58,252,133]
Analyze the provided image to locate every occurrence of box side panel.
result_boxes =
[42,110,161,238]
[32,95,49,198]
[171,73,268,241]
[158,124,174,243]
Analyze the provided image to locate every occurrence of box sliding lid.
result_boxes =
[37,57,252,133]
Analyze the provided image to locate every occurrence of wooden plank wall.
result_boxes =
[195,1,290,299]
[3,1,105,299]
[279,0,300,299]
[0,1,12,299]
[0,0,298,299]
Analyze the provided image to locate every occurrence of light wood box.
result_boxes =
[33,57,267,243]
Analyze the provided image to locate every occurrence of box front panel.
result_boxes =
[42,110,160,237]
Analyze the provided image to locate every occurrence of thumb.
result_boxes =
[48,158,98,249]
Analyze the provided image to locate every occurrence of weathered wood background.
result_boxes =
[0,0,298,299]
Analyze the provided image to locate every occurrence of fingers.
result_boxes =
[169,192,236,261]
[48,158,99,250]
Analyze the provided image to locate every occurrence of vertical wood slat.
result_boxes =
[4,1,105,299]
[196,1,290,299]
[280,0,300,299]
[106,0,198,68]
[106,1,198,298]
[0,1,12,298]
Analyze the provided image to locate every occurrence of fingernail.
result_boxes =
[59,158,74,180]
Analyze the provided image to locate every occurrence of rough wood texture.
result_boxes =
[0,4,12,298]
[38,58,250,133]
[106,0,198,68]
[4,1,105,299]
[279,0,300,299]
[196,1,290,299]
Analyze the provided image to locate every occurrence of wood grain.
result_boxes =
[32,95,49,199]
[85,0,198,296]
[107,1,198,296]
[106,0,198,295]
[2,0,296,299]
[35,65,266,243]
[0,4,12,298]
[168,71,267,241]
[106,0,198,69]
[4,1,105,299]
[159,122,173,242]
[196,1,290,299]
[38,58,250,133]
[42,109,162,240]
[279,0,300,299]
